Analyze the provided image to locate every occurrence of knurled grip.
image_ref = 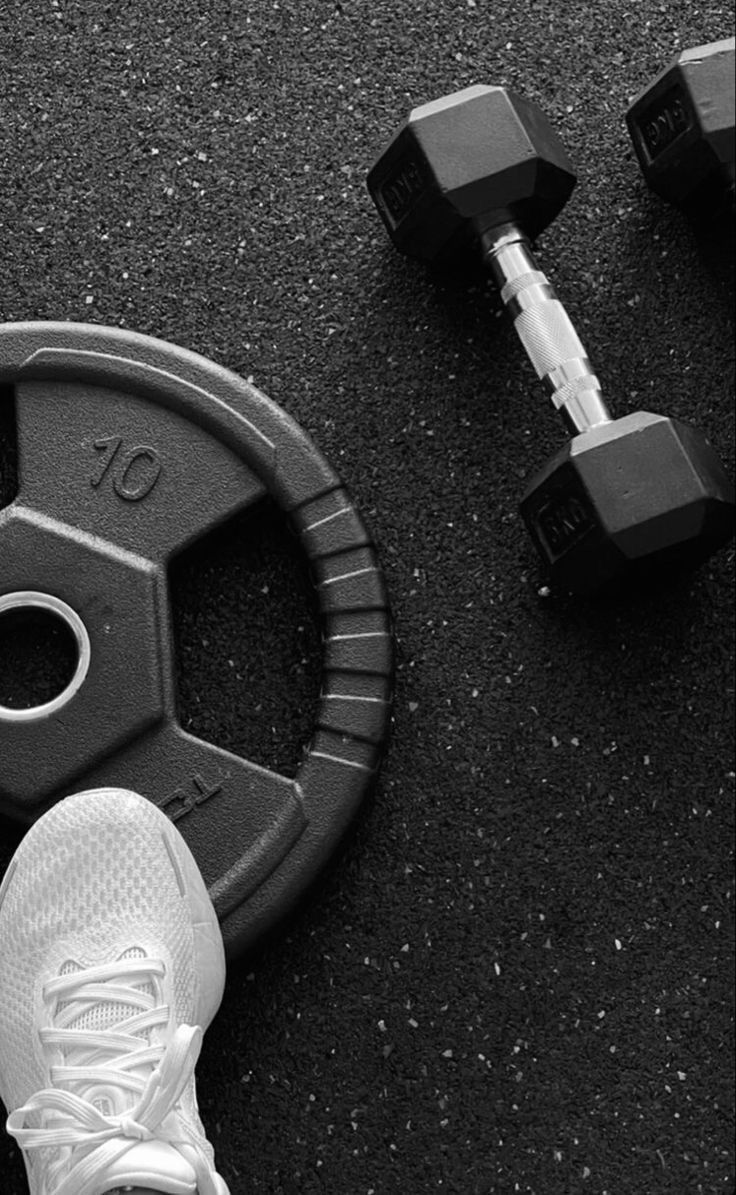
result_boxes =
[510,287,589,381]
[481,225,611,434]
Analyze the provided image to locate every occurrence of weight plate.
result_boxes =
[0,321,393,957]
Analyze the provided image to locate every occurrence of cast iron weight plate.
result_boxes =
[0,321,393,958]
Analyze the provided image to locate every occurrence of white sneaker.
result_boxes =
[0,789,230,1195]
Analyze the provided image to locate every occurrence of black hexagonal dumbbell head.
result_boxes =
[626,37,735,214]
[368,84,576,266]
[368,84,735,594]
[520,413,735,595]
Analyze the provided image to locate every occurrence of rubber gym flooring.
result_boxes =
[0,3,734,1193]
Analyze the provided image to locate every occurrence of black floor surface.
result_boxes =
[0,3,734,1193]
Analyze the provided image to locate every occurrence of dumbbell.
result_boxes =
[626,37,735,215]
[367,85,735,595]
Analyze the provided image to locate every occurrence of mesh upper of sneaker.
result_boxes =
[0,789,228,1195]
[0,793,199,1111]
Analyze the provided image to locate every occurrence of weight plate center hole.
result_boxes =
[0,593,91,720]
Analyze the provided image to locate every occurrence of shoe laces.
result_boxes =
[6,956,216,1195]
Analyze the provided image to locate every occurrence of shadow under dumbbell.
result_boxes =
[524,554,734,659]
[683,205,735,311]
[631,189,736,315]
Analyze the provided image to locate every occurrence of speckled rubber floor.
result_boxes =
[0,3,734,1194]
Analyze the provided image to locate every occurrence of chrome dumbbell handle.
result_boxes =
[480,224,611,436]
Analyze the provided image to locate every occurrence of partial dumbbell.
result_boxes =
[626,37,735,215]
[367,85,735,595]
